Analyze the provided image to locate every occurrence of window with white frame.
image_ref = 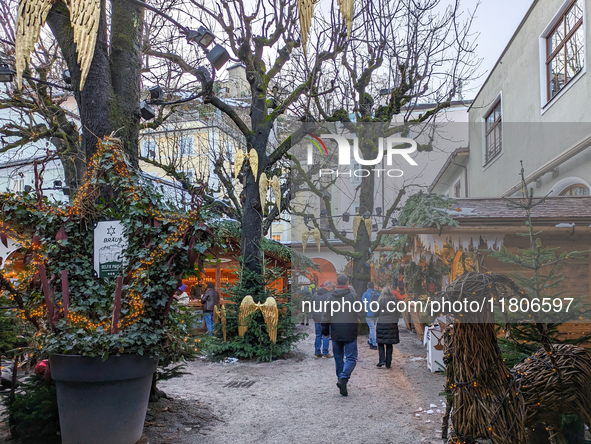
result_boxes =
[178,135,194,156]
[484,99,502,165]
[141,139,156,159]
[546,0,585,101]
[351,161,363,185]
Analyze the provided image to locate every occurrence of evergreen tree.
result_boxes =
[491,162,591,371]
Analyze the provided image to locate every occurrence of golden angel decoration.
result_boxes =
[238,295,279,343]
[298,0,353,54]
[16,0,100,90]
[233,148,259,183]
[213,304,227,342]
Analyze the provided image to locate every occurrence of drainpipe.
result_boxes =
[451,157,469,197]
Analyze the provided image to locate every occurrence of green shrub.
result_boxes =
[2,375,60,444]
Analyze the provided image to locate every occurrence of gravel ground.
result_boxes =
[146,322,447,444]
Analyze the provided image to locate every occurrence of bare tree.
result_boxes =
[0,0,347,294]
[292,0,480,295]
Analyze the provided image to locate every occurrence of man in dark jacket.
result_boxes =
[321,275,365,396]
[201,283,220,335]
[312,281,334,358]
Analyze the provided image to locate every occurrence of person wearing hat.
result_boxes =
[176,284,190,307]
[201,283,220,335]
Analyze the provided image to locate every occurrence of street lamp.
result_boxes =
[206,45,231,71]
[0,63,14,83]
[149,85,163,101]
[185,26,230,71]
[186,26,215,49]
[140,101,156,120]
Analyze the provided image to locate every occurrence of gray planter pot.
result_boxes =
[50,354,158,444]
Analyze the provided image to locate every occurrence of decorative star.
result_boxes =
[106,226,116,236]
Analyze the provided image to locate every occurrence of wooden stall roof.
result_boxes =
[379,196,591,236]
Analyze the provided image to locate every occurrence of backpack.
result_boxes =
[370,289,380,304]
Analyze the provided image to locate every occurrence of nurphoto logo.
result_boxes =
[305,133,419,179]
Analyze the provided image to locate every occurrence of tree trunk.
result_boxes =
[109,0,143,166]
[240,125,271,299]
[46,0,143,192]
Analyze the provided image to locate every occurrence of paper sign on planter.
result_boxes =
[93,221,127,278]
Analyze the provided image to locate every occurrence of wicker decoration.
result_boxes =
[238,295,279,343]
[248,149,259,182]
[259,172,269,214]
[442,272,526,444]
[270,175,281,212]
[515,344,591,433]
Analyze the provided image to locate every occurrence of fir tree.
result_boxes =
[491,162,591,372]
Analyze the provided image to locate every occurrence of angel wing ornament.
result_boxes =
[249,149,259,182]
[364,217,372,239]
[259,297,278,343]
[336,0,354,37]
[297,0,314,55]
[70,0,100,89]
[15,0,53,89]
[302,230,311,253]
[214,305,227,342]
[259,172,269,214]
[234,148,245,182]
[270,176,281,212]
[16,0,101,90]
[238,295,257,337]
[352,215,362,240]
[313,227,321,252]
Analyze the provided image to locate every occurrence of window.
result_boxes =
[454,180,462,198]
[11,178,24,193]
[141,139,156,159]
[559,184,590,195]
[271,234,281,242]
[178,136,194,156]
[546,0,584,100]
[180,169,195,184]
[484,100,502,164]
[351,161,363,185]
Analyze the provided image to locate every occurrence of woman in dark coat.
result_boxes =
[375,286,400,368]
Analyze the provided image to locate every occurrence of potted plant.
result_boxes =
[0,140,212,444]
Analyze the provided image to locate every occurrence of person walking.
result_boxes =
[321,275,364,396]
[375,286,400,369]
[201,283,220,335]
[312,281,334,358]
[298,286,312,325]
[362,282,379,350]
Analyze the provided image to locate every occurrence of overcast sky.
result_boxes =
[467,0,536,97]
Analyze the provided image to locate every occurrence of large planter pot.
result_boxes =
[50,354,158,444]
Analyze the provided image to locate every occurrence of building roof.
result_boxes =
[378,196,591,236]
[468,0,539,112]
[446,196,591,223]
[428,147,469,193]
